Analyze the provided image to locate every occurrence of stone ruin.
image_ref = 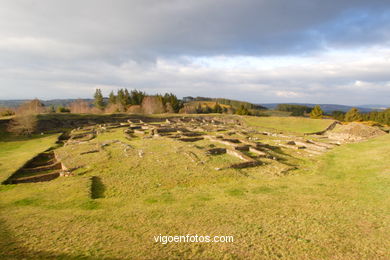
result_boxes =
[3,150,70,184]
[7,116,372,185]
[74,116,343,172]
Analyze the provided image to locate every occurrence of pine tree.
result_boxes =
[203,105,213,114]
[49,105,55,113]
[331,110,345,121]
[93,89,105,110]
[108,91,116,105]
[213,102,223,113]
[345,108,363,122]
[310,105,323,119]
[195,104,203,114]
[124,89,131,105]
[130,90,145,105]
[162,93,182,113]
[117,89,127,110]
[236,105,250,115]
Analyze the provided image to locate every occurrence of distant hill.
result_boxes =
[259,103,385,113]
[184,96,267,110]
[0,99,93,108]
[358,104,390,110]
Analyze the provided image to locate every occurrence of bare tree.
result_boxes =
[69,99,91,113]
[165,102,174,113]
[105,103,121,114]
[141,96,165,114]
[127,105,143,114]
[8,100,43,135]
[17,98,45,114]
[179,104,197,114]
[8,114,37,135]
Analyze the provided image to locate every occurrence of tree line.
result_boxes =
[332,108,390,125]
[310,105,390,125]
[94,89,183,113]
[184,96,266,110]
[3,94,389,136]
[276,104,312,116]
[310,105,365,121]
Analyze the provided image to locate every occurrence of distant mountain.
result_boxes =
[0,99,93,108]
[259,103,383,113]
[358,104,389,110]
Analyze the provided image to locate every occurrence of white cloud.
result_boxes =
[276,91,302,98]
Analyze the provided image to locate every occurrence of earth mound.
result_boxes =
[326,122,386,142]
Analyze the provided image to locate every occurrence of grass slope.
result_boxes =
[0,119,389,259]
[244,116,334,134]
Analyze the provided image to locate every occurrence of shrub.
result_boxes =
[0,108,15,117]
[345,108,362,122]
[310,105,323,119]
[236,105,250,115]
[56,106,70,113]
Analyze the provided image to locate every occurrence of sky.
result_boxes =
[0,0,390,105]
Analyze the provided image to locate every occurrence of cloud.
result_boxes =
[0,0,389,105]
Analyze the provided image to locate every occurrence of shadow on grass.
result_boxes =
[90,176,105,199]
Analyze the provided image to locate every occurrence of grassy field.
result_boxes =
[0,116,389,259]
[244,116,335,134]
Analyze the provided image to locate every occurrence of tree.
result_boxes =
[331,110,345,121]
[310,105,323,119]
[195,104,203,114]
[345,108,362,122]
[18,98,45,114]
[69,99,90,113]
[48,105,55,113]
[179,104,197,114]
[162,93,183,113]
[203,105,213,114]
[105,104,121,113]
[127,105,143,114]
[276,104,311,116]
[124,89,131,105]
[130,90,145,105]
[8,114,37,135]
[141,96,166,114]
[362,109,390,125]
[56,106,70,113]
[236,105,250,115]
[165,103,175,113]
[93,89,105,110]
[108,91,116,105]
[213,102,223,113]
[7,100,43,136]
[116,89,127,111]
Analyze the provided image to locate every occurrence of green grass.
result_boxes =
[244,116,334,134]
[0,119,389,259]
